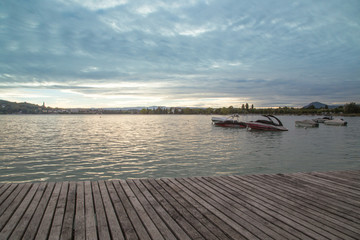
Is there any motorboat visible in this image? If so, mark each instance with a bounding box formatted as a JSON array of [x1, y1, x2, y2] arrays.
[[324, 118, 347, 126], [211, 114, 247, 128], [211, 116, 229, 123], [246, 115, 288, 131], [312, 116, 333, 123], [295, 119, 319, 128]]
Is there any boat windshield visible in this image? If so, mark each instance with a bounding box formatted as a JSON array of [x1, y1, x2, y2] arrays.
[[268, 115, 283, 126]]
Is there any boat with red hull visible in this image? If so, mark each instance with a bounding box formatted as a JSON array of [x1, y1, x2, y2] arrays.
[[246, 115, 288, 131]]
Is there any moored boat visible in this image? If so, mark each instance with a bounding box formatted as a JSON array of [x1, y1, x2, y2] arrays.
[[312, 116, 333, 123], [295, 119, 319, 128], [211, 116, 229, 123], [324, 118, 347, 126], [211, 114, 247, 128], [246, 115, 288, 131]]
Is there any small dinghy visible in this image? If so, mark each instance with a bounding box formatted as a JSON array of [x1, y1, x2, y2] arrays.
[[324, 118, 347, 126], [312, 116, 333, 123], [295, 120, 319, 128]]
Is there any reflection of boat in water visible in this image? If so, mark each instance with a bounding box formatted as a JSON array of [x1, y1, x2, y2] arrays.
[[246, 115, 288, 131], [295, 119, 319, 128], [324, 118, 347, 126], [211, 114, 247, 128], [312, 116, 333, 123]]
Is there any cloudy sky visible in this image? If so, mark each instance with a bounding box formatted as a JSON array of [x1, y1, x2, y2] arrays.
[[1, 0, 359, 108]]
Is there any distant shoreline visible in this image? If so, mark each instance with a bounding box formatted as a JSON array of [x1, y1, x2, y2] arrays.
[[1, 99, 359, 115], [1, 113, 360, 116]]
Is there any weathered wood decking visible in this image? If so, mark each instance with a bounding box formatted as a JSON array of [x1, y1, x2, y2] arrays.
[[0, 170, 360, 239]]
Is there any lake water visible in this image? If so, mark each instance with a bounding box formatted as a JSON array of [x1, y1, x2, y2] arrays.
[[0, 114, 359, 183]]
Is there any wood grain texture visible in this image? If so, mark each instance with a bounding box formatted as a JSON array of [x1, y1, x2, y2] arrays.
[[0, 170, 359, 239]]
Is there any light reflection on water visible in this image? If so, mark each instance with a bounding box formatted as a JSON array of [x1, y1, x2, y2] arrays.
[[0, 114, 359, 183]]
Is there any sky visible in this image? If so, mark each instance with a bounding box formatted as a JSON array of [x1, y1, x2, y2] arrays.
[[0, 0, 359, 108]]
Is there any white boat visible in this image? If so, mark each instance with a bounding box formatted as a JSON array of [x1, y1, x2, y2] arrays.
[[324, 118, 347, 126], [245, 115, 288, 131], [211, 114, 247, 128], [211, 116, 229, 123], [312, 116, 333, 123], [295, 120, 319, 128]]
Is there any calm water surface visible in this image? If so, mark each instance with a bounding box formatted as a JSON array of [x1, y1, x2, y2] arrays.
[[0, 114, 359, 183]]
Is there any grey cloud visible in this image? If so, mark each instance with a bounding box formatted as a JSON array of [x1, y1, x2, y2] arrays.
[[1, 0, 359, 107]]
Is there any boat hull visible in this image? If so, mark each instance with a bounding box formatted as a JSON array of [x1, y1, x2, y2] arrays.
[[324, 119, 347, 126], [246, 122, 288, 131], [295, 120, 319, 128], [214, 121, 247, 128], [312, 116, 333, 123]]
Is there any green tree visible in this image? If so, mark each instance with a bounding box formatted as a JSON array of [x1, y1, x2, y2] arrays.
[[344, 102, 360, 113], [206, 107, 213, 114], [220, 107, 229, 115]]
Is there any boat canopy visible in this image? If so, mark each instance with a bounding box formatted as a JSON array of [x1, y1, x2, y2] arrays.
[[256, 115, 283, 126], [257, 115, 284, 126]]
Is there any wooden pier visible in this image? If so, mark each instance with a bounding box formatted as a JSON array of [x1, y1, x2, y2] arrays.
[[1, 170, 360, 239]]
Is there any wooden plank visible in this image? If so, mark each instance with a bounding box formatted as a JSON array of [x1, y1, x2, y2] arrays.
[[105, 181, 138, 240], [181, 177, 272, 240], [328, 170, 360, 181], [35, 182, 62, 239], [0, 183, 11, 198], [221, 176, 320, 240], [74, 181, 85, 240], [0, 183, 39, 239], [0, 183, 32, 231], [226, 175, 357, 240], [134, 179, 192, 240], [240, 175, 360, 236], [164, 177, 253, 240], [60, 181, 77, 240], [48, 181, 69, 240], [194, 176, 312, 240], [0, 183, 27, 217], [245, 174, 360, 239], [127, 180, 176, 240], [0, 170, 359, 240], [289, 172, 360, 195], [211, 175, 318, 239], [307, 172, 360, 190], [145, 179, 208, 240], [0, 184, 19, 214], [196, 176, 300, 240], [147, 178, 235, 240], [84, 181, 97, 240], [119, 180, 164, 240], [112, 180, 151, 240], [8, 182, 47, 240], [291, 173, 360, 200], [98, 180, 125, 240], [92, 181, 111, 240], [259, 174, 360, 224], [22, 182, 56, 240]]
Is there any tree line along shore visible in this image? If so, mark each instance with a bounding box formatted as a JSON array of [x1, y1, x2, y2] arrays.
[[1, 100, 359, 115]]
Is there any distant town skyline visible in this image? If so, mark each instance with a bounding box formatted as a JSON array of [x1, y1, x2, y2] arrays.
[[1, 0, 359, 108]]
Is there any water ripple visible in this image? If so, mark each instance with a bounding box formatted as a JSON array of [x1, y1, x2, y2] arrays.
[[1, 114, 359, 183]]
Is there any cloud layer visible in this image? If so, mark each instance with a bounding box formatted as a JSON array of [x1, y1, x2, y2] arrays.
[[1, 0, 359, 107]]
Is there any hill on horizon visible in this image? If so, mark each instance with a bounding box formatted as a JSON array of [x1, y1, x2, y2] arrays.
[[303, 102, 341, 109]]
